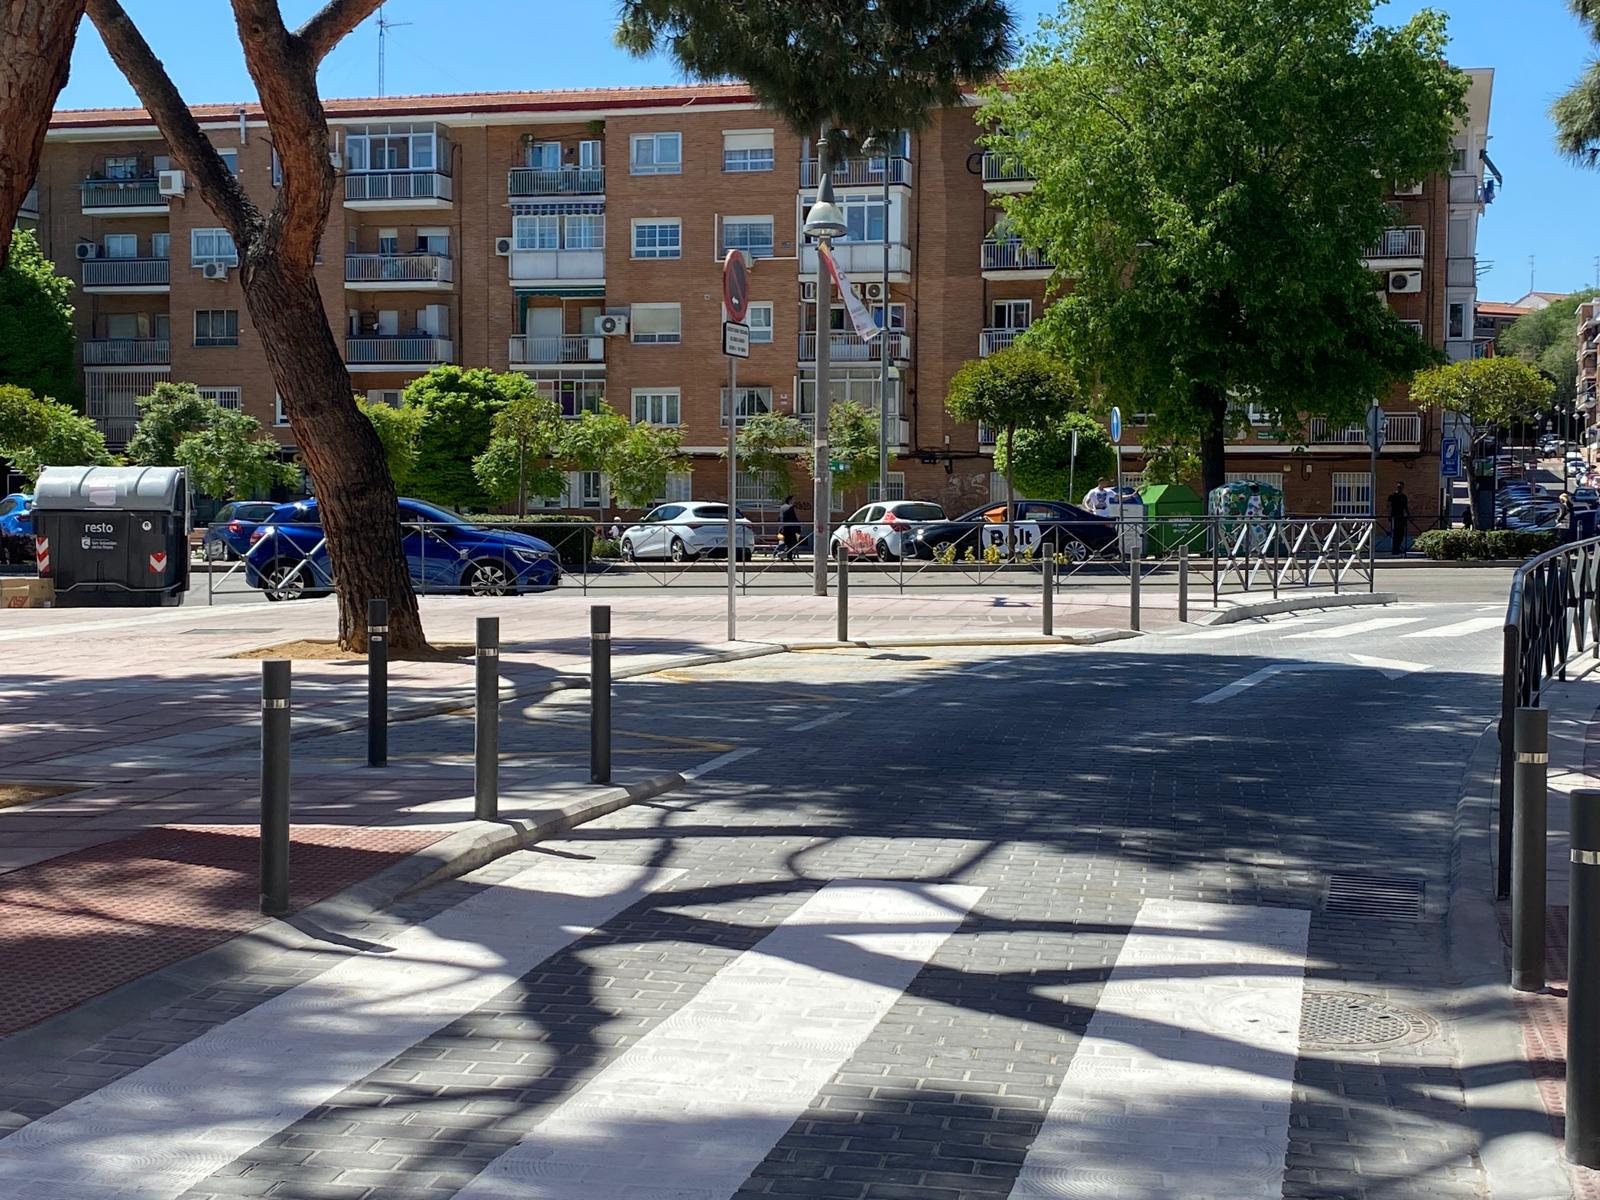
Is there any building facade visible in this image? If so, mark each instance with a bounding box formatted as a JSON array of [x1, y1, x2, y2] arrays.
[[31, 69, 1491, 520]]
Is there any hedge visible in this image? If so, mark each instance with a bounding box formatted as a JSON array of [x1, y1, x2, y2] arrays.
[[1411, 528, 1560, 561], [470, 513, 598, 565]]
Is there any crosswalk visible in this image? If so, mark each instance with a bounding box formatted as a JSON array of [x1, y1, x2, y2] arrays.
[[1177, 607, 1503, 643], [1284, 616, 1427, 640]]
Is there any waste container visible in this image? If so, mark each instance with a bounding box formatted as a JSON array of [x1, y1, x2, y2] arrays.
[[32, 466, 190, 607], [1208, 479, 1285, 557], [1138, 482, 1206, 554], [1110, 491, 1147, 557]]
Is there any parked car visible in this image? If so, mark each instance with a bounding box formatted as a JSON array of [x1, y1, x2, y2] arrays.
[[907, 500, 1118, 562], [829, 500, 947, 561], [1505, 502, 1561, 531], [244, 497, 561, 599], [620, 502, 755, 562], [1575, 487, 1600, 510], [201, 500, 281, 561], [0, 492, 32, 564]]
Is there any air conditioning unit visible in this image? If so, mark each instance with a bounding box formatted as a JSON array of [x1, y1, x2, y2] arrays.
[[157, 169, 185, 197], [595, 313, 628, 337], [74, 242, 98, 261], [202, 261, 229, 281], [862, 281, 888, 302], [1394, 180, 1424, 196], [800, 280, 818, 302], [494, 236, 513, 256], [1388, 270, 1422, 295]]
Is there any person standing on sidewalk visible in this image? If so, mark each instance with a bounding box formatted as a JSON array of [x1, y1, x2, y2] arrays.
[[1387, 482, 1410, 556], [1083, 479, 1115, 518], [778, 494, 802, 561]]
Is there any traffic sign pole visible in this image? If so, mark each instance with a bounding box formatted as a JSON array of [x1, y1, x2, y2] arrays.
[[722, 251, 751, 642]]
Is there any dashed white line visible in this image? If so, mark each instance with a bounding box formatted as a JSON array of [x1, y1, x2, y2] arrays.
[[788, 711, 847, 732], [884, 683, 929, 697]]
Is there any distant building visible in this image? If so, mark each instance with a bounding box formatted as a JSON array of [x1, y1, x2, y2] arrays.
[[1473, 300, 1532, 356], [1513, 291, 1569, 311]]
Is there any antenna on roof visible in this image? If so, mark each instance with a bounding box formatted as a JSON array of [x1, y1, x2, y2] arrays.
[[377, 3, 411, 98]]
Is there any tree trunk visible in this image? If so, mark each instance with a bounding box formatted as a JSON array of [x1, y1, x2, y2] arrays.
[[0, 0, 86, 261], [1198, 384, 1228, 500]]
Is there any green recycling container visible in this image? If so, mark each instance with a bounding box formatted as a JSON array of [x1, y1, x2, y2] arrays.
[[1138, 482, 1207, 554]]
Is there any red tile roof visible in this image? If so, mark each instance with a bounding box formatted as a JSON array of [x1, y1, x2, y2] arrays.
[[1476, 301, 1533, 318]]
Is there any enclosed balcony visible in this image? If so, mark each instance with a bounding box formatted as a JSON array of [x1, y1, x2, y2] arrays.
[[797, 331, 910, 364], [344, 253, 454, 290], [508, 165, 605, 197], [342, 122, 454, 210], [980, 237, 1052, 279], [81, 257, 170, 293], [800, 156, 911, 188], [344, 336, 453, 369], [798, 241, 911, 281], [80, 177, 166, 216], [508, 334, 606, 367], [980, 152, 1034, 193], [82, 338, 170, 365]]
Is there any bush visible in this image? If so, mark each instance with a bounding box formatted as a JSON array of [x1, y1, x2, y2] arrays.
[[469, 513, 597, 565], [1412, 528, 1560, 561]]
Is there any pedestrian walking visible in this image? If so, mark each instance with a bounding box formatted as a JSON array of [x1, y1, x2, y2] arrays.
[[1387, 482, 1410, 556], [778, 494, 801, 561], [1561, 492, 1576, 543], [1083, 478, 1115, 518]]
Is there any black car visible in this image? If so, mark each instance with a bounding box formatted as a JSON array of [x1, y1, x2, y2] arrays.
[[907, 500, 1118, 561]]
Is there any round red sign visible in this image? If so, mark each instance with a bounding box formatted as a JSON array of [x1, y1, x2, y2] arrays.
[[722, 250, 750, 323]]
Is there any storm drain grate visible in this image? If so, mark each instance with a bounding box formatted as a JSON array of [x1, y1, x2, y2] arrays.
[[182, 628, 274, 636], [1323, 873, 1425, 921], [1299, 990, 1437, 1051]]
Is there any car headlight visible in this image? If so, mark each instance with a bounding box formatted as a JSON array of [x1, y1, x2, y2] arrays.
[[512, 547, 553, 564]]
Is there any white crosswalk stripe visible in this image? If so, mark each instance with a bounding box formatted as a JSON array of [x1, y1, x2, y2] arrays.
[[1178, 617, 1332, 640], [1399, 616, 1504, 639], [1285, 616, 1426, 640]]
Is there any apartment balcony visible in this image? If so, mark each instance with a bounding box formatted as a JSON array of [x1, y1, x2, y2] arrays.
[[1449, 174, 1485, 205], [343, 170, 454, 210], [344, 253, 454, 290], [85, 367, 168, 448], [980, 237, 1053, 280], [344, 336, 453, 370], [798, 241, 911, 281], [800, 156, 911, 188], [80, 177, 167, 216], [19, 186, 38, 220], [797, 331, 910, 364], [508, 334, 606, 367], [1307, 411, 1422, 448], [81, 257, 170, 293], [508, 165, 605, 197], [1362, 226, 1424, 267], [82, 337, 170, 365], [980, 152, 1034, 193], [1399, 319, 1424, 338], [979, 327, 1028, 356], [1446, 339, 1474, 362], [978, 422, 997, 449], [506, 246, 605, 289]]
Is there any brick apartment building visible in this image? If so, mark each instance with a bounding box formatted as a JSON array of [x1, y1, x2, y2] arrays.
[[22, 67, 1491, 520]]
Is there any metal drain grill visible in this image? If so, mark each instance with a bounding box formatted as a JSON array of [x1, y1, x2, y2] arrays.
[[182, 628, 273, 636], [1324, 873, 1424, 921], [1299, 991, 1436, 1051]]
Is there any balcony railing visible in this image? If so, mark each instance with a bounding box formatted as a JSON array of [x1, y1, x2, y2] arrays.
[[980, 238, 1052, 272], [344, 336, 453, 365], [82, 338, 170, 365], [979, 327, 1028, 356], [980, 152, 1033, 184], [343, 171, 453, 203], [80, 178, 162, 209], [797, 331, 910, 362], [978, 422, 997, 447], [344, 253, 454, 284], [1307, 411, 1423, 446], [81, 258, 170, 288], [800, 156, 911, 188], [1363, 226, 1424, 259], [508, 165, 605, 196], [508, 334, 605, 365]]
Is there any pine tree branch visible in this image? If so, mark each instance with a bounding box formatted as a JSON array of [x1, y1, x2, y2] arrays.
[[0, 0, 86, 262], [298, 0, 381, 64]]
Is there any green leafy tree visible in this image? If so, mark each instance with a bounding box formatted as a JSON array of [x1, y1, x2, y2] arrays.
[[125, 381, 214, 466], [981, 0, 1464, 496], [1140, 441, 1204, 489], [607, 422, 688, 510], [0, 230, 76, 406], [0, 387, 114, 480], [814, 399, 880, 491], [558, 408, 629, 474], [472, 388, 564, 513], [356, 396, 423, 492], [0, 383, 49, 451], [1499, 290, 1600, 410], [734, 411, 808, 501], [993, 411, 1115, 501], [405, 366, 535, 510], [173, 407, 296, 499], [1554, 2, 1600, 165]]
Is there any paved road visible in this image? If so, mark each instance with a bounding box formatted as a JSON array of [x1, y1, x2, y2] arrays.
[[0, 596, 1518, 1199]]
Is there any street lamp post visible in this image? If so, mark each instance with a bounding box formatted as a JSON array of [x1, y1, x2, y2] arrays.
[[805, 132, 849, 597]]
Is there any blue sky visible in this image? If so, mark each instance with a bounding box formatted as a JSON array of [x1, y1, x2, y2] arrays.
[[56, 1, 1598, 303]]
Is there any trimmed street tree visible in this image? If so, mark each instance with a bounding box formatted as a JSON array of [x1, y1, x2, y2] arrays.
[[734, 411, 809, 502], [815, 400, 881, 493], [0, 385, 114, 480], [356, 396, 423, 492], [405, 366, 531, 510], [0, 230, 76, 405], [472, 388, 565, 514], [0, 1, 86, 260], [981, 0, 1463, 497], [173, 408, 297, 499], [993, 411, 1115, 503], [125, 381, 215, 466], [605, 422, 688, 511]]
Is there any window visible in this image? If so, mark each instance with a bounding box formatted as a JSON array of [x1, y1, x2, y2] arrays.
[[736, 469, 780, 504], [416, 228, 449, 255], [194, 309, 240, 347], [578, 139, 602, 169], [631, 303, 681, 344], [151, 232, 170, 260], [1331, 471, 1373, 516], [198, 386, 241, 410], [274, 393, 289, 426], [632, 219, 682, 259], [272, 149, 281, 187], [722, 216, 774, 259], [102, 233, 136, 259], [866, 473, 906, 503], [723, 129, 775, 173], [572, 471, 604, 509], [631, 388, 681, 426], [747, 303, 774, 344], [366, 389, 403, 407], [802, 193, 890, 242], [992, 300, 1031, 329], [797, 369, 897, 417], [344, 123, 448, 174], [664, 470, 693, 502], [526, 141, 561, 169], [1450, 144, 1468, 173], [1448, 302, 1468, 340], [630, 132, 682, 175], [217, 149, 239, 177], [514, 214, 560, 251], [191, 228, 239, 265], [104, 156, 139, 180], [721, 386, 773, 425], [564, 214, 604, 250]]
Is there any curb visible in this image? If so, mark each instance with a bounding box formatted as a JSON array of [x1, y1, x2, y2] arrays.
[[0, 770, 685, 1071], [776, 629, 1139, 652], [1197, 591, 1399, 626]]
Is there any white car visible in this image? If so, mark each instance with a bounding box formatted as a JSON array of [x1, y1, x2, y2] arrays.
[[829, 499, 947, 561], [621, 501, 755, 562]]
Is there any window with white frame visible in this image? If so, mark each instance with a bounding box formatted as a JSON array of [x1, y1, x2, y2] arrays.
[[274, 393, 289, 426], [1331, 471, 1372, 516], [722, 216, 774, 259], [101, 233, 137, 258], [866, 473, 906, 502], [630, 303, 681, 344], [151, 232, 170, 260], [564, 213, 604, 250], [514, 213, 560, 251], [377, 228, 399, 255], [746, 303, 774, 343], [365, 388, 403, 407], [721, 386, 773, 425], [722, 130, 774, 173], [1448, 301, 1468, 340], [217, 149, 239, 177], [632, 219, 681, 259], [570, 470, 605, 508], [190, 228, 238, 265], [194, 309, 239, 347], [801, 192, 890, 242], [631, 388, 680, 426], [736, 469, 779, 504], [344, 123, 446, 174], [797, 370, 897, 418], [665, 470, 693, 502], [198, 386, 241, 410], [630, 132, 681, 175]]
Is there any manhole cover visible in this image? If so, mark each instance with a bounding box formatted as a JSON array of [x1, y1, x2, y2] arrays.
[[1299, 991, 1436, 1051]]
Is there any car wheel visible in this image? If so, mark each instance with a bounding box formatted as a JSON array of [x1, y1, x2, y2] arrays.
[[262, 561, 307, 602], [204, 540, 227, 562], [622, 538, 638, 563], [1060, 536, 1091, 563], [464, 559, 514, 597], [931, 538, 958, 559], [669, 536, 695, 563], [876, 539, 895, 562]]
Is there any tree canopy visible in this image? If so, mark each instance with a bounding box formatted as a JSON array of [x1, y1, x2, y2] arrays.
[[554, 409, 688, 510], [1410, 357, 1555, 435], [0, 384, 114, 480], [472, 388, 565, 511], [735, 411, 809, 501], [125, 381, 216, 466], [1554, 0, 1600, 166], [992, 411, 1115, 501], [405, 366, 535, 509], [173, 407, 296, 499], [356, 396, 423, 492], [815, 399, 881, 491], [1499, 290, 1600, 409], [981, 0, 1464, 494], [0, 229, 77, 406]]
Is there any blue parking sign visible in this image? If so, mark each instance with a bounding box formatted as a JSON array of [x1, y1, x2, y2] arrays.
[[1440, 436, 1461, 479]]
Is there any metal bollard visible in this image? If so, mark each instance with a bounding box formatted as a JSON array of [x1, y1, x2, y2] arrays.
[[367, 597, 388, 768], [259, 660, 291, 917], [1512, 706, 1549, 992], [1042, 553, 1054, 636], [1570, 788, 1600, 1166], [837, 542, 849, 642], [1129, 549, 1141, 631], [1178, 545, 1190, 623], [474, 616, 499, 820], [590, 605, 611, 784]]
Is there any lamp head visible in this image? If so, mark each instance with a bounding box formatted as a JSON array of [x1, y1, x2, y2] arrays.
[[804, 174, 848, 241]]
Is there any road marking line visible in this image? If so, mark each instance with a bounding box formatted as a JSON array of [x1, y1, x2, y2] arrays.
[[1177, 617, 1331, 640], [678, 746, 757, 781], [789, 710, 847, 732], [1193, 654, 1428, 703], [453, 880, 985, 1200], [884, 683, 929, 697], [1007, 899, 1308, 1200], [1399, 616, 1504, 639], [1346, 652, 1431, 678], [1284, 616, 1426, 640], [0, 860, 684, 1200], [1193, 663, 1301, 704]]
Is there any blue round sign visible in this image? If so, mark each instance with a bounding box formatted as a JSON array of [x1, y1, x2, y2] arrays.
[[1109, 406, 1122, 445]]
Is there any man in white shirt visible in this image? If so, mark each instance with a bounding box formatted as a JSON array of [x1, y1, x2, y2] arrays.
[[1083, 478, 1116, 517]]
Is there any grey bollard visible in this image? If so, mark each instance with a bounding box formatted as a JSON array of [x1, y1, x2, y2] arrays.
[[837, 542, 849, 642], [1178, 545, 1190, 623], [1042, 553, 1054, 636], [474, 616, 499, 820], [259, 660, 291, 917], [367, 597, 388, 768], [591, 605, 611, 784], [1512, 707, 1549, 992], [1129, 549, 1141, 631], [1570, 788, 1600, 1166]]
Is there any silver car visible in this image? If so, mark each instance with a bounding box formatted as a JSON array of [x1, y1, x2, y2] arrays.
[[621, 501, 756, 562]]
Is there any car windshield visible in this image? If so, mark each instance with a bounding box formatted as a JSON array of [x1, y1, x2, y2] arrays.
[[894, 504, 945, 521]]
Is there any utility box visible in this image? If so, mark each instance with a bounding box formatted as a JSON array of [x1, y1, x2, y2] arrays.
[[1138, 482, 1207, 554], [31, 466, 190, 607]]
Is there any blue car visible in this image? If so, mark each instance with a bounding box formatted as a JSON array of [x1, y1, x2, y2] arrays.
[[244, 497, 561, 600], [201, 500, 281, 561], [0, 493, 33, 564]]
